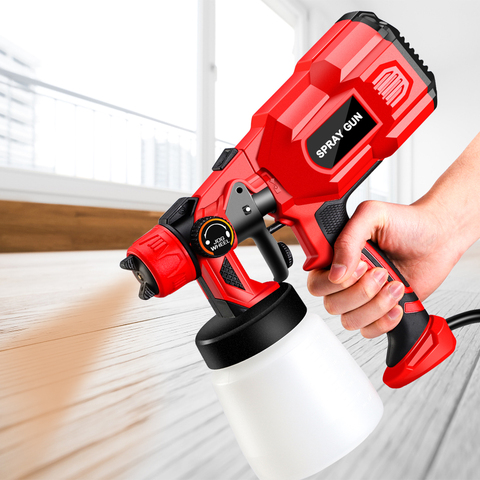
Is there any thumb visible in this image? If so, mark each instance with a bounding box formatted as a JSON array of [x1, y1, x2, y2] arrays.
[[328, 201, 387, 283]]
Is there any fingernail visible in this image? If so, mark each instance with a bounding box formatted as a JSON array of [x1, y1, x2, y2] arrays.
[[353, 261, 368, 279], [388, 282, 404, 299], [329, 264, 347, 283], [373, 269, 388, 285], [388, 306, 402, 320]]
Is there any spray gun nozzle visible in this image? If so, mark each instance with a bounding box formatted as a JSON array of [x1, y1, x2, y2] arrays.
[[120, 255, 159, 300]]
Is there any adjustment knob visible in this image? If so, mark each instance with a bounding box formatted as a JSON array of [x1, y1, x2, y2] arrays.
[[278, 241, 293, 268], [121, 224, 198, 298], [191, 216, 235, 257]]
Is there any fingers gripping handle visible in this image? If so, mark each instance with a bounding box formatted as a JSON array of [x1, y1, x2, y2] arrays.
[[361, 241, 456, 388], [315, 198, 456, 387], [361, 241, 429, 365]]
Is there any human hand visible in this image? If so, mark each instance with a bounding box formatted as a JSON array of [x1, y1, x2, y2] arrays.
[[307, 199, 461, 338]]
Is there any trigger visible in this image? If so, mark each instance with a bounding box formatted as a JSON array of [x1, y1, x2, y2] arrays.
[[225, 182, 290, 283]]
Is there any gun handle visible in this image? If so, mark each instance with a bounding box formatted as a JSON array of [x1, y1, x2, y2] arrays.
[[361, 240, 456, 388]]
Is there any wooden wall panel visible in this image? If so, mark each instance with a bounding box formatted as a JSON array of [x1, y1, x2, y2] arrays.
[[0, 200, 298, 252], [0, 200, 163, 252]]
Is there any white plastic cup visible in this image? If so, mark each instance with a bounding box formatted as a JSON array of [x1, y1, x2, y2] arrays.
[[210, 311, 383, 480]]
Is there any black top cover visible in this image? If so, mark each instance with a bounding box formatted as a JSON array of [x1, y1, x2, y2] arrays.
[[195, 283, 307, 369], [338, 11, 437, 108]]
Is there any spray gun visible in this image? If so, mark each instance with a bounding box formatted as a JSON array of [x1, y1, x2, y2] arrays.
[[121, 11, 477, 480]]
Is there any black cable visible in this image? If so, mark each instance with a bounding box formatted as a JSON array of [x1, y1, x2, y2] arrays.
[[446, 310, 480, 330]]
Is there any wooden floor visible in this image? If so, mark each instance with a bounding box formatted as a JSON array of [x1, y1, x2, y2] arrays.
[[1, 244, 479, 480]]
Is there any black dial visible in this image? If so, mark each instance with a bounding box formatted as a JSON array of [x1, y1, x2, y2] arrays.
[[191, 216, 235, 257]]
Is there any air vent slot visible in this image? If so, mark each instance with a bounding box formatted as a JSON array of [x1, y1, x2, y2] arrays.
[[372, 66, 409, 108]]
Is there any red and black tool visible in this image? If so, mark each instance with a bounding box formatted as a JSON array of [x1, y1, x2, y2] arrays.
[[121, 11, 476, 388]]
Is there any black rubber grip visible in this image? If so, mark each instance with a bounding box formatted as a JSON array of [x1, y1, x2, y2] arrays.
[[362, 240, 430, 367], [315, 162, 382, 248], [315, 197, 349, 246]]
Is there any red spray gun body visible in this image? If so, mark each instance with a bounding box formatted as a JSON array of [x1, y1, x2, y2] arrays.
[[121, 11, 456, 389]]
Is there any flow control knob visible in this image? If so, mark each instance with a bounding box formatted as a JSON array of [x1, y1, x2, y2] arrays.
[[191, 217, 235, 258], [278, 241, 294, 268]]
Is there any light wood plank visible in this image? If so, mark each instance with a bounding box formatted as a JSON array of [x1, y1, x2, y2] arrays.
[[425, 344, 480, 480], [0, 244, 479, 479]]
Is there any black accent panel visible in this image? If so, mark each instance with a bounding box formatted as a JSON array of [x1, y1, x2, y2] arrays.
[[337, 11, 437, 108], [220, 257, 245, 290], [158, 197, 201, 279], [159, 197, 198, 239], [212, 148, 238, 171], [316, 162, 381, 247], [316, 201, 349, 240], [196, 283, 307, 369]]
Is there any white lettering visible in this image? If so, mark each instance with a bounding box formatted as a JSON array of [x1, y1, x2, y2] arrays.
[[353, 112, 363, 122], [315, 112, 365, 159]]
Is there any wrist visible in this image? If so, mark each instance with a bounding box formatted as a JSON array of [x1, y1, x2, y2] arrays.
[[417, 187, 478, 263]]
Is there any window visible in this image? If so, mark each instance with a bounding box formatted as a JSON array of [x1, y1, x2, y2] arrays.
[[216, 0, 295, 144], [0, 0, 303, 211]]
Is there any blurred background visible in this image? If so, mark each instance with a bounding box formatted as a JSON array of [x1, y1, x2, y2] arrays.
[[1, 0, 479, 252]]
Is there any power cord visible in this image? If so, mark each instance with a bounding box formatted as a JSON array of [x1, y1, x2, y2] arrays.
[[446, 310, 480, 331]]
